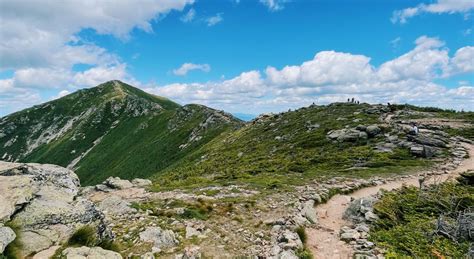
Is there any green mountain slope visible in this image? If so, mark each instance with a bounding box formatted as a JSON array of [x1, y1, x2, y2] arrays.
[[153, 103, 474, 190], [0, 80, 243, 184]]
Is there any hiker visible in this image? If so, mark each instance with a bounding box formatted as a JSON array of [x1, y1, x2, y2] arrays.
[[351, 97, 354, 103], [418, 173, 427, 189], [347, 98, 350, 102], [413, 124, 419, 135]]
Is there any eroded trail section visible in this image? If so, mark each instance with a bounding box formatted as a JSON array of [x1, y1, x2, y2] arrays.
[[307, 143, 474, 259]]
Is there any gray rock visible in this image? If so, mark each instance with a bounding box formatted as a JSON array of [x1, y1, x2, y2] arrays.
[[364, 211, 379, 222], [185, 226, 201, 239], [344, 197, 377, 223], [104, 177, 133, 189], [410, 146, 424, 157], [139, 226, 179, 250], [62, 246, 122, 258], [0, 226, 15, 253], [407, 134, 447, 148], [340, 228, 361, 241], [98, 195, 137, 216], [0, 162, 108, 256], [278, 249, 299, 259], [366, 125, 381, 137], [410, 145, 434, 158], [301, 200, 317, 224], [327, 129, 368, 142], [132, 178, 152, 187]]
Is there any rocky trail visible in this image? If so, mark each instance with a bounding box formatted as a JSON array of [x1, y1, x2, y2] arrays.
[[306, 142, 474, 259]]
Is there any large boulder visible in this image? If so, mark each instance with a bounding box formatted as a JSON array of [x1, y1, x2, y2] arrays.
[[62, 246, 122, 258], [365, 125, 381, 137], [0, 162, 108, 256], [104, 177, 133, 190], [407, 134, 448, 148], [327, 129, 368, 142], [139, 226, 179, 252], [410, 145, 434, 158]]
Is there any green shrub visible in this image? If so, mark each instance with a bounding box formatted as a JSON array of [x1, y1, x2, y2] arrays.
[[295, 226, 307, 244], [295, 248, 313, 259], [67, 226, 97, 247], [1, 222, 23, 259], [370, 182, 473, 258]]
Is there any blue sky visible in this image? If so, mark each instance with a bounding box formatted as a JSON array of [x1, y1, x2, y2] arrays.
[[0, 0, 473, 118]]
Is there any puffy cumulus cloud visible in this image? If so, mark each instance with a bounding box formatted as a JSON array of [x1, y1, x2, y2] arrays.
[[266, 51, 375, 87], [0, 0, 194, 116], [145, 36, 473, 114], [392, 0, 474, 24], [0, 0, 194, 70], [173, 63, 211, 76], [448, 46, 474, 75], [377, 36, 450, 81], [149, 71, 266, 103]]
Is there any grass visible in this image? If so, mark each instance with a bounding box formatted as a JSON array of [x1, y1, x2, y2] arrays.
[[67, 226, 98, 247], [369, 182, 473, 258], [51, 225, 120, 258], [295, 226, 313, 259], [151, 103, 438, 191]]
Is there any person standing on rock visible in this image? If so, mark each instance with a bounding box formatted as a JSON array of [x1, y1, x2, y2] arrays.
[[413, 124, 419, 135], [418, 173, 427, 189]]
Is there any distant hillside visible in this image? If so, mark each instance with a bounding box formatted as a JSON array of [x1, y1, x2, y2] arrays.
[[0, 80, 243, 185], [153, 102, 474, 190]]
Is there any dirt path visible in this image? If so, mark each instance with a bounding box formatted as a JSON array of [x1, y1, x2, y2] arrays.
[[306, 143, 474, 259]]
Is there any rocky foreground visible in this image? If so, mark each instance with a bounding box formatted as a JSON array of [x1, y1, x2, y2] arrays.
[[1, 103, 473, 258], [0, 139, 471, 258]]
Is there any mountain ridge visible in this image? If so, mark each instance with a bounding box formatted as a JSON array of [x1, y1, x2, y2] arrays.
[[0, 80, 243, 184]]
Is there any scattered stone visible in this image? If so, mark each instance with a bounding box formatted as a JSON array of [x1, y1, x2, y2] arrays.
[[62, 246, 122, 258], [139, 227, 179, 250], [98, 195, 137, 216]]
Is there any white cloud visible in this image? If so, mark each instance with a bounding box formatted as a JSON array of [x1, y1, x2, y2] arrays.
[[206, 13, 223, 26], [259, 0, 288, 11], [392, 0, 474, 23], [144, 36, 474, 114], [0, 0, 194, 116], [173, 63, 211, 76], [0, 0, 194, 70], [377, 36, 449, 81], [181, 8, 196, 23], [266, 51, 375, 87], [447, 46, 474, 75]]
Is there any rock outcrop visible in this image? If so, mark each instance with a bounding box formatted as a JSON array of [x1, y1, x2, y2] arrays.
[[0, 162, 109, 256]]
